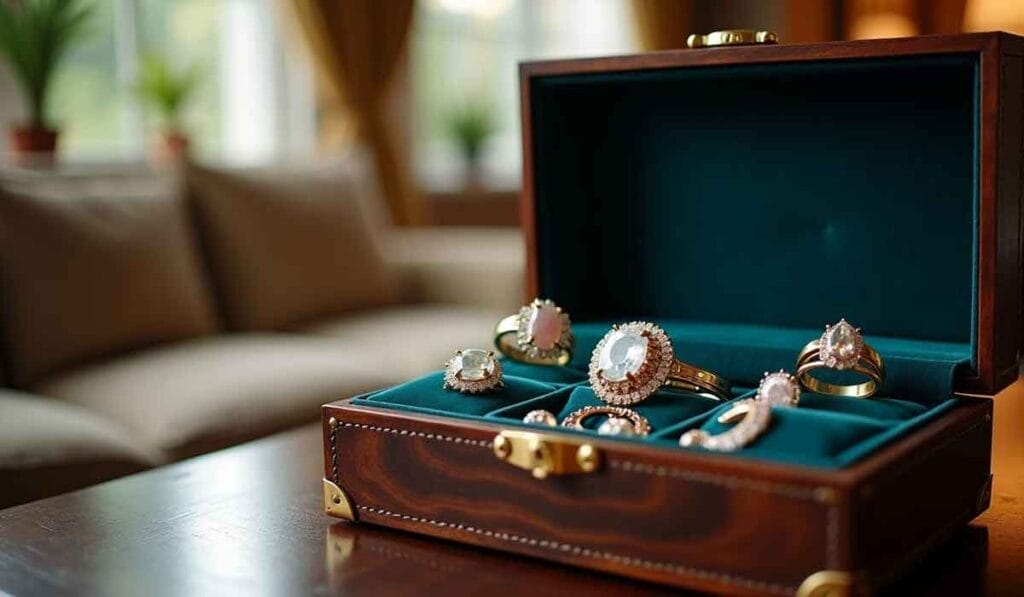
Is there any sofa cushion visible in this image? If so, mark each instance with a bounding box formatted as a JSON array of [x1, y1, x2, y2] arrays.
[[38, 335, 395, 461], [0, 390, 159, 508], [303, 304, 503, 381], [186, 162, 397, 332], [0, 190, 220, 388]]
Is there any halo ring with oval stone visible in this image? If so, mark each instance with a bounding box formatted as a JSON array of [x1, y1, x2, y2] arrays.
[[588, 321, 731, 405], [443, 349, 504, 393], [795, 319, 885, 399], [494, 298, 574, 366]]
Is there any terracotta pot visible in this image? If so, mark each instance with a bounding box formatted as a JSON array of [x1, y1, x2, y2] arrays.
[[152, 130, 190, 166], [9, 126, 59, 167]]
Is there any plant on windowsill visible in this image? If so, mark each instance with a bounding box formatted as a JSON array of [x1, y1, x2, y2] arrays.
[[446, 100, 496, 191], [0, 0, 92, 167], [136, 54, 200, 165]]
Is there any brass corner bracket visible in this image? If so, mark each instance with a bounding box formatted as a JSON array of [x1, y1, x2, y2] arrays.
[[323, 478, 357, 521]]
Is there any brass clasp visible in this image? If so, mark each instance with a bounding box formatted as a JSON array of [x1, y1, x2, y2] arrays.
[[493, 430, 601, 479], [687, 30, 779, 48]]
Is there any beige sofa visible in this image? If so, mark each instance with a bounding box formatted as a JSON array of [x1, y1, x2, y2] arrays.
[[0, 157, 523, 508]]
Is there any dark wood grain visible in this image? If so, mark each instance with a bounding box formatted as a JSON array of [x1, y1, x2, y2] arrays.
[[3, 380, 1024, 595], [518, 32, 1024, 395], [323, 395, 990, 595]]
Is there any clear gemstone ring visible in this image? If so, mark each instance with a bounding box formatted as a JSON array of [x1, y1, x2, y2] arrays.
[[561, 405, 651, 437], [494, 298, 574, 366], [795, 319, 885, 398], [679, 399, 771, 452], [443, 349, 504, 393], [588, 321, 731, 405]]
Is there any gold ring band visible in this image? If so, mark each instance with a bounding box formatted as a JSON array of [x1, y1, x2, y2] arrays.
[[795, 319, 885, 399], [665, 359, 732, 400], [494, 299, 573, 366]]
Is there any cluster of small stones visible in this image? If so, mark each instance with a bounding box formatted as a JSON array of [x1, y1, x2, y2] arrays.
[[514, 298, 572, 360], [818, 319, 863, 370], [522, 409, 558, 426], [678, 399, 771, 451], [588, 322, 673, 405], [443, 349, 503, 393], [561, 405, 651, 436], [756, 370, 800, 406]]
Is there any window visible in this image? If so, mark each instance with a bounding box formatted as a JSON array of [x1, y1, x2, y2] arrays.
[[411, 0, 638, 191], [47, 0, 315, 165]]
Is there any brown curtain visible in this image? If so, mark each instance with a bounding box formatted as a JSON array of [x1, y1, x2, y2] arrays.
[[633, 0, 692, 51], [291, 0, 423, 225]]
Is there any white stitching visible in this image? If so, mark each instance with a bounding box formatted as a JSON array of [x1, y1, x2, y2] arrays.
[[339, 421, 493, 448], [827, 503, 840, 568], [338, 417, 834, 576], [356, 505, 795, 595], [606, 459, 819, 500]]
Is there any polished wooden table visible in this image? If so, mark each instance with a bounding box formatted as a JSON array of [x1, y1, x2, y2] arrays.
[[3, 382, 1024, 596]]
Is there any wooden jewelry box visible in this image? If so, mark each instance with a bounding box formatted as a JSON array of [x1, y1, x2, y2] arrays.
[[322, 33, 1024, 595]]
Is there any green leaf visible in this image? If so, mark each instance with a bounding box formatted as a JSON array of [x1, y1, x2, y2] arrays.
[[135, 54, 202, 129], [0, 0, 94, 128]]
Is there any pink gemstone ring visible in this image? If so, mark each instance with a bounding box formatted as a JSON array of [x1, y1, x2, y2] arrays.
[[795, 319, 885, 398], [494, 298, 574, 366]]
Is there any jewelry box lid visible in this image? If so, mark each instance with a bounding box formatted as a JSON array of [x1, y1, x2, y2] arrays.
[[519, 33, 1023, 396]]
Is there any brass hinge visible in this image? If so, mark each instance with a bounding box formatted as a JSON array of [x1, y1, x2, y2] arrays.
[[687, 30, 779, 48], [493, 429, 601, 479]]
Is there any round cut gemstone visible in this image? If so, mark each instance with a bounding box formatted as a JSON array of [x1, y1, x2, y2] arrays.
[[527, 304, 561, 350], [598, 329, 648, 382], [454, 349, 495, 381], [760, 373, 797, 405], [825, 320, 859, 361]]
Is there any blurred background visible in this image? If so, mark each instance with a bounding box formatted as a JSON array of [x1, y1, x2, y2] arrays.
[[1, 0, 1020, 226], [0, 0, 1022, 509]]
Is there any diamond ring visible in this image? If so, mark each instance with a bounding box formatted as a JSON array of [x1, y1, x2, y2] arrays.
[[795, 319, 885, 398], [494, 298, 573, 366], [561, 405, 651, 437], [588, 322, 730, 405], [678, 399, 771, 452], [443, 349, 504, 393]]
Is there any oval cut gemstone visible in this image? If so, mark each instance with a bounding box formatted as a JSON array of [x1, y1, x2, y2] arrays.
[[527, 304, 561, 350], [598, 329, 648, 382], [826, 321, 859, 360], [455, 349, 495, 381], [760, 373, 796, 405]]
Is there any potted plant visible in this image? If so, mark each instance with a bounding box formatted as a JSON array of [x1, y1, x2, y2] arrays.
[[446, 100, 496, 189], [136, 54, 200, 165], [0, 0, 92, 166]]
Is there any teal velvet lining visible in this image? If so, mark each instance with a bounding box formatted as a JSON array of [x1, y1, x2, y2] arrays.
[[350, 320, 968, 470], [361, 372, 558, 416], [566, 321, 967, 402], [529, 54, 979, 360], [346, 53, 981, 471]]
